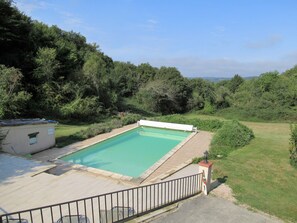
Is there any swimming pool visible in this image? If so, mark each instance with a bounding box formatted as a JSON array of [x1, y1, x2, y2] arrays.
[[61, 127, 191, 178]]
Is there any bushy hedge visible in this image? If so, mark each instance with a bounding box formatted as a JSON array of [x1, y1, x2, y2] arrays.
[[216, 107, 297, 122], [121, 113, 143, 126], [289, 125, 297, 168], [153, 114, 223, 132], [77, 113, 142, 139], [57, 113, 142, 147], [210, 120, 254, 157]]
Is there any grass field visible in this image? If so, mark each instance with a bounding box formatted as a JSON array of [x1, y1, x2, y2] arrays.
[[55, 124, 90, 147], [210, 120, 297, 222]]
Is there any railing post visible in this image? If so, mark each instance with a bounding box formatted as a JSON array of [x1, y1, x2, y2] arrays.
[[198, 161, 213, 194]]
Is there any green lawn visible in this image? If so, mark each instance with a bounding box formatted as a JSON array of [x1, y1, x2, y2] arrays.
[[184, 112, 226, 120], [210, 120, 297, 222], [55, 124, 90, 147]]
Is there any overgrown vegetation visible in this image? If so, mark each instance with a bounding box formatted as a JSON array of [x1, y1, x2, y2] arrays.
[[56, 113, 141, 147], [1, 1, 297, 122], [289, 124, 297, 168], [210, 120, 254, 158], [154, 115, 255, 162], [190, 119, 254, 163], [153, 114, 223, 132]]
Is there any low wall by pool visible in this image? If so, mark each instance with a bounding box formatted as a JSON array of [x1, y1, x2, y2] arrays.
[[138, 120, 196, 132]]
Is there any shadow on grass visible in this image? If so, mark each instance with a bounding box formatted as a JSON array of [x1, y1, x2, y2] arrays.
[[210, 175, 228, 191], [56, 135, 85, 148], [218, 175, 228, 183]]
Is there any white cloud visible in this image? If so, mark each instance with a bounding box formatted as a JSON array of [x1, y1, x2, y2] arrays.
[[15, 0, 98, 36], [138, 18, 159, 32], [147, 19, 158, 25], [58, 11, 83, 27], [246, 35, 283, 49], [146, 52, 297, 77], [14, 0, 51, 14], [211, 25, 226, 38]]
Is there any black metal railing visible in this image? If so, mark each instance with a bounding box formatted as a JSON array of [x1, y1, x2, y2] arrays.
[[0, 173, 203, 223]]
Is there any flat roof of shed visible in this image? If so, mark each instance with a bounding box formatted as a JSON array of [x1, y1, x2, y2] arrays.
[[0, 119, 57, 127]]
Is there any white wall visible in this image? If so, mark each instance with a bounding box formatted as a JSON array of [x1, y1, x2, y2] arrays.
[[1, 124, 56, 155]]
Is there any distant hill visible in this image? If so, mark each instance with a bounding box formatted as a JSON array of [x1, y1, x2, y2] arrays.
[[198, 76, 257, 82]]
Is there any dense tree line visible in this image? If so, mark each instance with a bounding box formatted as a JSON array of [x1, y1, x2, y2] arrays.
[[0, 0, 297, 121]]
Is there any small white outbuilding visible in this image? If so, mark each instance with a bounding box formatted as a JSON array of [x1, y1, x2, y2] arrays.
[[0, 119, 58, 155]]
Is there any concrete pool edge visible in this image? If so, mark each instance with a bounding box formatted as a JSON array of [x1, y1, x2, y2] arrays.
[[53, 159, 134, 181], [53, 130, 197, 185], [139, 131, 197, 180], [54, 124, 139, 161], [42, 122, 198, 184]]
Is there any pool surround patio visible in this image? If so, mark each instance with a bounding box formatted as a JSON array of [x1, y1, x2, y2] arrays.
[[32, 122, 211, 184], [41, 123, 197, 183]]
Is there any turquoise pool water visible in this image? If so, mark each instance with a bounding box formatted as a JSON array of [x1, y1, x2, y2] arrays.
[[61, 127, 190, 178]]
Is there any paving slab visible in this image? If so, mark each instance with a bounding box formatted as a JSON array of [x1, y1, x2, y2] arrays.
[[0, 153, 54, 182], [0, 154, 129, 214], [162, 164, 200, 181], [144, 131, 212, 183]]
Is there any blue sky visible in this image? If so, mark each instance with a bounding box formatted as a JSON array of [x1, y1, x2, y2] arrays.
[[15, 0, 297, 77]]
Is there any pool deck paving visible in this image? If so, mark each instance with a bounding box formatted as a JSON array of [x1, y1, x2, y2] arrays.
[[161, 164, 200, 181], [32, 124, 212, 184], [0, 153, 129, 214], [0, 123, 212, 216], [0, 156, 282, 223], [143, 130, 212, 184]]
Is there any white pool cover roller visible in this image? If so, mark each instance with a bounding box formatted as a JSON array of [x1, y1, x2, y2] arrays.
[[138, 120, 195, 132]]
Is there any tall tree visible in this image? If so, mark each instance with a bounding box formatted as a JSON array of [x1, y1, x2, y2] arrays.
[[0, 0, 33, 73], [228, 74, 244, 93], [34, 47, 60, 81], [136, 63, 157, 86], [83, 52, 107, 96], [112, 61, 138, 97], [0, 65, 31, 118]]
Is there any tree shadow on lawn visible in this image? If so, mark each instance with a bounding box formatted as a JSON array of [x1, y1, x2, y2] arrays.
[[56, 135, 85, 148]]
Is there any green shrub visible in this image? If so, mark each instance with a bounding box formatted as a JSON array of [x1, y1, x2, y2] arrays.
[[60, 113, 143, 147], [192, 155, 216, 164], [216, 107, 297, 122], [289, 125, 297, 168], [60, 97, 104, 119], [109, 119, 123, 129], [210, 120, 254, 157], [201, 101, 216, 114], [154, 114, 187, 125], [188, 118, 223, 132], [121, 113, 142, 125], [75, 123, 111, 139], [192, 157, 204, 164], [154, 114, 223, 132]]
